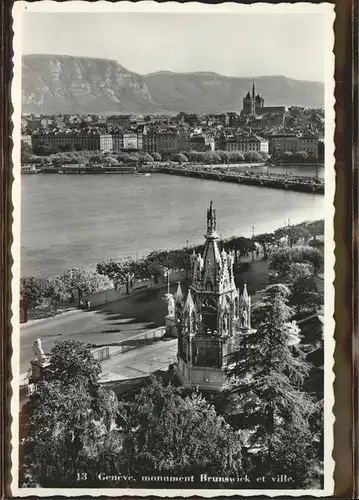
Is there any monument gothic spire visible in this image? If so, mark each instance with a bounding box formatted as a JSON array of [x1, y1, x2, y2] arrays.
[[206, 200, 217, 236], [175, 202, 253, 391]]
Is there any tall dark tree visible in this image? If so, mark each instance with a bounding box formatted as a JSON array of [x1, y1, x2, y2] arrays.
[[225, 284, 315, 482]]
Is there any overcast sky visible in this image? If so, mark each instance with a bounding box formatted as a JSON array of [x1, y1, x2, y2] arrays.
[[22, 12, 325, 82]]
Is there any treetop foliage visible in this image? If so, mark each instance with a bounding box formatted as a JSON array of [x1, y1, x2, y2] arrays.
[[21, 267, 113, 310], [23, 341, 119, 487], [269, 245, 324, 275], [118, 377, 243, 476]]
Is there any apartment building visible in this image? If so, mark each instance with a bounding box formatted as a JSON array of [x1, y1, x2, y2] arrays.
[[269, 133, 299, 156], [31, 130, 102, 151], [269, 132, 319, 159], [123, 131, 139, 150]]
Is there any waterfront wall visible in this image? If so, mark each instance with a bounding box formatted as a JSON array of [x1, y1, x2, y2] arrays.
[[82, 288, 123, 307], [157, 166, 324, 195], [82, 272, 184, 308], [109, 327, 167, 356]]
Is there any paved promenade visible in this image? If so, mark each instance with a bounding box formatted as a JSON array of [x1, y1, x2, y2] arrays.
[[19, 282, 180, 373], [100, 338, 177, 384]]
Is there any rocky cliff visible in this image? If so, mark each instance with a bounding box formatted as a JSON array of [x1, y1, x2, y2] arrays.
[[22, 54, 324, 115]]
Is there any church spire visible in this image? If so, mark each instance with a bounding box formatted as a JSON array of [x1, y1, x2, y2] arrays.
[[206, 200, 217, 236], [175, 282, 184, 303], [252, 79, 255, 99], [242, 282, 249, 304]]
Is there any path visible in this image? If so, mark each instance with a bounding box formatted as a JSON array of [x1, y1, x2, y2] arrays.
[[100, 338, 177, 384], [19, 282, 180, 373]]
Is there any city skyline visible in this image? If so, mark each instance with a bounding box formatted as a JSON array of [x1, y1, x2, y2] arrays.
[[22, 12, 326, 82]]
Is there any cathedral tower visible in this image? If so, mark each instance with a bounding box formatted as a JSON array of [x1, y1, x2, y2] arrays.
[[242, 79, 264, 116], [175, 202, 252, 391]]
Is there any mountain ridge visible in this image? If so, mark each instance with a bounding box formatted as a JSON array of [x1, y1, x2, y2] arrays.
[[22, 54, 325, 115]]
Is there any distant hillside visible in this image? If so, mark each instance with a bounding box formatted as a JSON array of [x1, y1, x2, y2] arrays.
[[22, 54, 324, 115]]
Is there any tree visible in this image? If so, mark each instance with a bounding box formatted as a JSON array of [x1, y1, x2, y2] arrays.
[[308, 399, 324, 457], [22, 341, 119, 487], [217, 151, 230, 164], [186, 151, 204, 163], [226, 284, 314, 470], [244, 151, 262, 162], [46, 276, 69, 313], [20, 275, 52, 308], [269, 421, 320, 488], [224, 236, 256, 256], [21, 141, 32, 162], [207, 152, 221, 164], [151, 152, 162, 161], [288, 263, 323, 315], [259, 151, 269, 161], [171, 153, 188, 163], [253, 232, 276, 259], [62, 267, 113, 297], [97, 258, 145, 289], [228, 151, 245, 162], [103, 156, 119, 166], [116, 152, 133, 163], [46, 340, 102, 386], [145, 248, 190, 277], [30, 155, 48, 165], [139, 152, 154, 162], [304, 219, 324, 238], [274, 225, 311, 248], [118, 377, 243, 477], [89, 154, 103, 163], [269, 246, 324, 276]]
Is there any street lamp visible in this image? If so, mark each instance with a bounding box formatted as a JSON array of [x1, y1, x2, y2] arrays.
[[185, 240, 189, 280], [164, 267, 171, 294], [252, 226, 255, 261]]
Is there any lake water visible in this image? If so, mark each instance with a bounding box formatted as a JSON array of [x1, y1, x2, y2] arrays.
[[21, 172, 324, 277]]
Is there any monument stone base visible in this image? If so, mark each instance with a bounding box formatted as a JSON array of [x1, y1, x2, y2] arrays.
[[176, 358, 226, 391], [30, 359, 50, 383]]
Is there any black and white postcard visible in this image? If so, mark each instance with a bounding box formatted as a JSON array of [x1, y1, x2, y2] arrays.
[[11, 1, 335, 496]]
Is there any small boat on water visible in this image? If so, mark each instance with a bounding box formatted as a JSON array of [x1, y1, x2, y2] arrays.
[[21, 165, 42, 174], [136, 172, 152, 177]]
